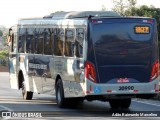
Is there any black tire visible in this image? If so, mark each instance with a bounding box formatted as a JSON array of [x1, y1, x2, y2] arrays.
[[21, 76, 33, 100], [119, 98, 131, 109], [109, 98, 131, 109], [109, 99, 120, 109], [56, 79, 67, 108]]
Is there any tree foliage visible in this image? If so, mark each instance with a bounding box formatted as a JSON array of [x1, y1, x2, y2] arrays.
[[0, 50, 8, 66], [0, 25, 8, 48], [112, 0, 128, 15], [0, 31, 2, 37], [112, 0, 137, 16]]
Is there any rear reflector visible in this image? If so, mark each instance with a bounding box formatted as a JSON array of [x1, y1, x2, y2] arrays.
[[150, 61, 159, 81], [154, 84, 159, 92], [134, 90, 138, 92], [86, 91, 90, 94], [154, 84, 156, 90], [155, 90, 159, 92], [107, 90, 112, 92], [90, 85, 92, 91]]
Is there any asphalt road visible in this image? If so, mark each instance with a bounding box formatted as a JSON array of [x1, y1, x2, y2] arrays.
[[0, 72, 160, 120]]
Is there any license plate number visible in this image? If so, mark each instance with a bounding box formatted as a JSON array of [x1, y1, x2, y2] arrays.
[[119, 86, 134, 91]]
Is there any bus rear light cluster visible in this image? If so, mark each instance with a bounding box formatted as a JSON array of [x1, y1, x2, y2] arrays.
[[90, 85, 92, 91], [85, 61, 97, 83], [150, 61, 159, 81], [143, 19, 154, 23]]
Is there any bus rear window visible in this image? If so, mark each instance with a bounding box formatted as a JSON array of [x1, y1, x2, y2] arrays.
[[93, 23, 152, 42]]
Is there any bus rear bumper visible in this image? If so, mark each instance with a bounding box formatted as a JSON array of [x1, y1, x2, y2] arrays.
[[85, 78, 159, 97]]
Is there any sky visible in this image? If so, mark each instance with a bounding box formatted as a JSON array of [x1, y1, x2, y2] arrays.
[[0, 0, 160, 28]]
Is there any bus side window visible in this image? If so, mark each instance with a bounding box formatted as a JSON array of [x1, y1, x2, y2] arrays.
[[44, 28, 53, 55], [54, 28, 64, 56], [31, 29, 35, 54], [18, 28, 26, 53], [65, 28, 75, 57], [37, 28, 44, 54], [76, 28, 84, 58], [34, 29, 39, 54], [26, 28, 34, 53]]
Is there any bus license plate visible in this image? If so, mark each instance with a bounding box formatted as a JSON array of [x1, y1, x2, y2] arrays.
[[119, 86, 134, 91]]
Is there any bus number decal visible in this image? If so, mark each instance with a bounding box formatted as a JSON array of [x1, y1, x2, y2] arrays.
[[29, 63, 47, 70], [119, 86, 134, 91]]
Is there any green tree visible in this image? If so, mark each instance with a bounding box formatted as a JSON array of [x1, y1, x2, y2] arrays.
[[0, 25, 8, 48], [112, 0, 128, 15], [0, 30, 2, 36], [112, 0, 137, 16], [0, 50, 8, 66], [125, 0, 137, 16]]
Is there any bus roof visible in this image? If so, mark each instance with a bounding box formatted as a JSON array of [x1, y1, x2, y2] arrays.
[[17, 11, 154, 27], [17, 11, 121, 27], [43, 11, 121, 19]]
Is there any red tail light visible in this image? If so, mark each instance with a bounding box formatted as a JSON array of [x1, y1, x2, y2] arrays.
[[85, 61, 97, 83], [150, 61, 159, 81]]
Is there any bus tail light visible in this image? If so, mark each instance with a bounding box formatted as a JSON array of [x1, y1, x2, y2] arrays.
[[150, 61, 159, 81], [85, 61, 97, 83]]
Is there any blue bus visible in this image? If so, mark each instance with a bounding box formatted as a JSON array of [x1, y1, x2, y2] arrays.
[[8, 11, 159, 109]]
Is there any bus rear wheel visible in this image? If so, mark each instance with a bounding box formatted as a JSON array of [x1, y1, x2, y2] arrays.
[[56, 79, 67, 108], [109, 98, 131, 109], [109, 99, 120, 109], [22, 78, 33, 100], [119, 98, 131, 109]]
